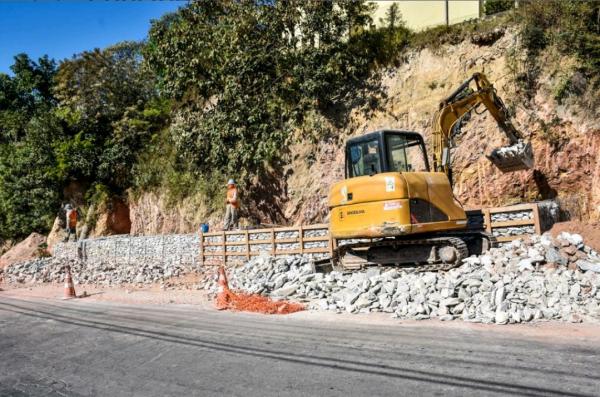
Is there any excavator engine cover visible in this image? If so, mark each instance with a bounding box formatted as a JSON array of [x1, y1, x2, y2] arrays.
[[487, 140, 534, 172]]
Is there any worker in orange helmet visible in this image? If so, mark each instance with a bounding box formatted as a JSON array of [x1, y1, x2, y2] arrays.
[[64, 203, 78, 242], [224, 179, 239, 231]]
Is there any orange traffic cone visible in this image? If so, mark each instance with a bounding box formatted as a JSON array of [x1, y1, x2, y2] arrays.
[[63, 266, 77, 299], [215, 266, 232, 310]]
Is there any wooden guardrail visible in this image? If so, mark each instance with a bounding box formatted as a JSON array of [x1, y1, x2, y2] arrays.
[[199, 224, 332, 265], [200, 204, 542, 265], [468, 203, 541, 243]]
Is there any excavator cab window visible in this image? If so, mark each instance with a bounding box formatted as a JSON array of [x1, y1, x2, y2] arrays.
[[348, 138, 382, 177], [385, 133, 429, 173]]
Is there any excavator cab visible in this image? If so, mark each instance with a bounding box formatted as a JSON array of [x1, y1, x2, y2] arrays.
[[346, 131, 429, 178]]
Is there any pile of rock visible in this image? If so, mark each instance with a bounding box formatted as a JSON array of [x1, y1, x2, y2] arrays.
[[488, 140, 534, 171], [491, 211, 533, 222], [216, 232, 600, 324], [493, 225, 535, 239], [2, 257, 195, 286]]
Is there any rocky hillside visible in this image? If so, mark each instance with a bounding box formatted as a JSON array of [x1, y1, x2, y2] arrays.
[[127, 28, 599, 234], [281, 29, 600, 226]]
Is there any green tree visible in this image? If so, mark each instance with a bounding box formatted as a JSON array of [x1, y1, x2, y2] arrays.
[[0, 55, 63, 238], [54, 41, 161, 191], [144, 0, 375, 190], [0, 54, 56, 143], [484, 0, 514, 16], [383, 3, 401, 29]]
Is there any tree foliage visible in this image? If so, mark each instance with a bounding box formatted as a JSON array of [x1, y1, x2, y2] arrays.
[[0, 56, 63, 238], [0, 44, 165, 239], [144, 0, 375, 182], [484, 0, 514, 16], [53, 41, 165, 191]]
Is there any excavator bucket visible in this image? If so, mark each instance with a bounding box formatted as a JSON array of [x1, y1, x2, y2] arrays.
[[487, 140, 534, 172]]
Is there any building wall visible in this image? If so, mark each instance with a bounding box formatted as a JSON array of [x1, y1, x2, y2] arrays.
[[371, 0, 481, 31]]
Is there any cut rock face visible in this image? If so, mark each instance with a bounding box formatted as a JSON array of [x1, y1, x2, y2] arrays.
[[209, 232, 600, 325]]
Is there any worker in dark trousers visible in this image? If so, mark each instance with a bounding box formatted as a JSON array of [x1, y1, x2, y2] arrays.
[[223, 179, 239, 231]]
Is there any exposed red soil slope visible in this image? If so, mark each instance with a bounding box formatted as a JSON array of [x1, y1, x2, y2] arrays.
[[550, 221, 600, 252]]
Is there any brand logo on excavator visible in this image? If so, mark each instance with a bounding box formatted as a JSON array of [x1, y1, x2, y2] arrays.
[[347, 210, 365, 216]]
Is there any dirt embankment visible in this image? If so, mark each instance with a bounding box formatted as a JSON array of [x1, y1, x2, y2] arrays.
[[550, 221, 600, 252], [282, 29, 600, 226], [0, 233, 46, 270]]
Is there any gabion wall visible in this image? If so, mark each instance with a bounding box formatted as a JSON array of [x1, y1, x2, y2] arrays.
[[54, 234, 200, 266]]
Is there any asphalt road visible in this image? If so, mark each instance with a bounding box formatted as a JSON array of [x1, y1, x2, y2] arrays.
[[1, 297, 599, 397]]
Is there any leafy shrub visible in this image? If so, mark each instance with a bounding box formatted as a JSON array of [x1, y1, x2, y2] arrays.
[[518, 1, 600, 74], [484, 0, 514, 16]]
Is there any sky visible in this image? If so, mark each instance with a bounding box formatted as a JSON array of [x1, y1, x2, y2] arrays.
[[0, 1, 186, 74]]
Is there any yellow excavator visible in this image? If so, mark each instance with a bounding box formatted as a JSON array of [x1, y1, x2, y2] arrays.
[[325, 73, 534, 271]]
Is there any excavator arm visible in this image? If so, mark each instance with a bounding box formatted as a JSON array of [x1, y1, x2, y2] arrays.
[[431, 72, 533, 177]]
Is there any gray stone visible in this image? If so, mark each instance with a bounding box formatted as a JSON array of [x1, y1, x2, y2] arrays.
[[271, 284, 298, 297], [440, 297, 460, 307], [355, 296, 372, 310], [545, 247, 568, 266], [495, 286, 506, 307], [577, 260, 600, 273], [495, 311, 509, 324]]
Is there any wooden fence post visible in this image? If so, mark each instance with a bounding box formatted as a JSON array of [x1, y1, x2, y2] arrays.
[[299, 225, 304, 255], [199, 231, 204, 267], [483, 208, 492, 234], [532, 203, 542, 234], [222, 231, 226, 265], [245, 230, 250, 261]]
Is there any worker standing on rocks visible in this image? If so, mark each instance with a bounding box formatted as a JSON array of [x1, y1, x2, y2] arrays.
[[64, 204, 78, 242], [224, 179, 239, 231]]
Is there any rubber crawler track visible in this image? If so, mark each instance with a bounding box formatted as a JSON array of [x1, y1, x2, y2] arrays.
[[333, 236, 469, 272]]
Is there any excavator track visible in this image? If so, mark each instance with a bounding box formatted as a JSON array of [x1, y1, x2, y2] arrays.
[[445, 230, 498, 255], [332, 236, 469, 273], [314, 231, 496, 273]]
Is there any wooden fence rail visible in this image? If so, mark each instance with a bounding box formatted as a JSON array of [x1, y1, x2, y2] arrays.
[[199, 224, 331, 266], [468, 203, 541, 243]]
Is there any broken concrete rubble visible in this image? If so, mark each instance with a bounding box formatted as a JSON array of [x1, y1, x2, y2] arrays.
[[4, 229, 600, 326], [2, 256, 194, 287], [213, 231, 600, 324]]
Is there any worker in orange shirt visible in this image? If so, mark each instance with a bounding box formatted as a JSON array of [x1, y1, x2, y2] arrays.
[[64, 203, 78, 242], [224, 179, 239, 231]]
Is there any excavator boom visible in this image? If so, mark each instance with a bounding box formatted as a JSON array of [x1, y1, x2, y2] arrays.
[[432, 73, 533, 175]]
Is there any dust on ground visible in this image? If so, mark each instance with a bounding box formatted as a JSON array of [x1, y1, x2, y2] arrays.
[[550, 220, 600, 252], [0, 282, 213, 307]]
